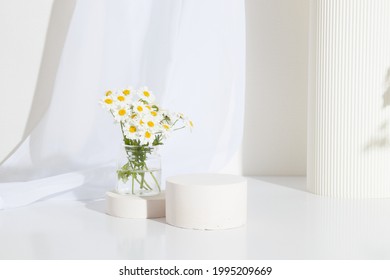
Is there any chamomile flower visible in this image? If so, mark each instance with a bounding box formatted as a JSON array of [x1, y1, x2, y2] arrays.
[[132, 101, 147, 116], [184, 118, 194, 129], [162, 123, 171, 131], [112, 105, 130, 122], [137, 86, 155, 103], [185, 120, 194, 132], [139, 129, 154, 145], [123, 121, 140, 141], [100, 86, 192, 147], [176, 112, 185, 119], [113, 93, 131, 105], [105, 90, 113, 96], [138, 117, 146, 127], [100, 96, 115, 111], [122, 86, 134, 97], [129, 112, 147, 129], [160, 123, 172, 138], [143, 116, 160, 133], [148, 108, 159, 118], [129, 112, 138, 120]]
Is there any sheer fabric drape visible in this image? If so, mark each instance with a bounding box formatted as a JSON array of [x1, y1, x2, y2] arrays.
[[0, 0, 245, 209]]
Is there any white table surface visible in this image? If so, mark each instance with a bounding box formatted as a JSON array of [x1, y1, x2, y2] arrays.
[[1, 176, 390, 260]]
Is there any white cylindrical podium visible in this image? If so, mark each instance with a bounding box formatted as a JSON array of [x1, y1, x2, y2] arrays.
[[165, 174, 247, 230], [106, 191, 165, 219], [307, 0, 390, 197]]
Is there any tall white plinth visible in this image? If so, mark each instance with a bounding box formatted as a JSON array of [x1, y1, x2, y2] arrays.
[[308, 0, 390, 197]]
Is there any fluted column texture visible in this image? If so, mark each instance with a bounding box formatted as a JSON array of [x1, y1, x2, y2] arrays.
[[307, 0, 390, 197]]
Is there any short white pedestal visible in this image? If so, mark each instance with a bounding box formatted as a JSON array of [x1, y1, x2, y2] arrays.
[[105, 191, 165, 219], [166, 174, 247, 230]]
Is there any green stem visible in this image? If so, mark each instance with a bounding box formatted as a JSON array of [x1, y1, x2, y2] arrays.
[[173, 126, 185, 132], [118, 135, 157, 193], [140, 173, 145, 190], [145, 163, 161, 192], [128, 162, 152, 190], [142, 175, 153, 190], [119, 122, 128, 145], [132, 173, 135, 195], [171, 117, 180, 127]]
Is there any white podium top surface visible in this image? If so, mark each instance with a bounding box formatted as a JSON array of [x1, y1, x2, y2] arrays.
[[166, 173, 246, 186], [1, 176, 390, 259]]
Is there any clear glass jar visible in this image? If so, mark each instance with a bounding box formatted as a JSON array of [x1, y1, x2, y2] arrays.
[[116, 145, 161, 196]]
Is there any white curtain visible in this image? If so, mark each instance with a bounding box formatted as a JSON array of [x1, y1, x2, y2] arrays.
[[0, 0, 245, 209]]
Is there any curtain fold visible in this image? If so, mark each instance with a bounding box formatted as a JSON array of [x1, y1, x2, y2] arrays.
[[0, 0, 245, 209]]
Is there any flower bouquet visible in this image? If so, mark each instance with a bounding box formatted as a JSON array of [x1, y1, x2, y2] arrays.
[[100, 86, 192, 196]]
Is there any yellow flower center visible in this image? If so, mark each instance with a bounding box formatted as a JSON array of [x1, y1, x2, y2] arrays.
[[151, 111, 157, 117], [143, 91, 150, 97], [189, 121, 193, 127], [105, 90, 112, 96], [131, 114, 137, 119], [122, 89, 130, 95], [139, 120, 144, 125], [145, 131, 151, 138], [129, 126, 136, 133], [117, 96, 125, 102], [118, 109, 126, 116], [137, 106, 143, 112], [146, 105, 151, 110], [147, 121, 154, 127], [104, 98, 113, 104], [163, 124, 170, 130]]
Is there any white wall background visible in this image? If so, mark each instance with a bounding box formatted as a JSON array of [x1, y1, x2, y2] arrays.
[[243, 0, 309, 175], [0, 0, 310, 175]]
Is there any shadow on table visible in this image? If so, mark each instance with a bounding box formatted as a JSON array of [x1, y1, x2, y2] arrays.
[[250, 176, 308, 193], [151, 217, 167, 225], [85, 199, 105, 214]]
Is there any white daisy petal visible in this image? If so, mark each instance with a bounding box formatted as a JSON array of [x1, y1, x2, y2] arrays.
[[137, 86, 155, 103], [123, 121, 141, 141], [132, 101, 147, 115], [100, 86, 192, 146], [112, 105, 129, 122], [99, 95, 115, 111]]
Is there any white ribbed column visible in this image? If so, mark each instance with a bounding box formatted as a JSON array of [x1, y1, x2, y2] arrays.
[[308, 0, 390, 198]]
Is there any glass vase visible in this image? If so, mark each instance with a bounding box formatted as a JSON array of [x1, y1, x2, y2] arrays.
[[116, 145, 161, 196]]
